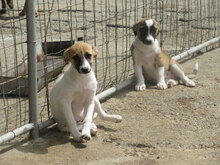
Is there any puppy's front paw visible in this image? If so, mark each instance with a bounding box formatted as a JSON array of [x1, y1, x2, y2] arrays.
[[135, 84, 146, 91], [81, 134, 91, 142], [157, 82, 167, 90], [185, 80, 195, 87], [90, 123, 98, 136], [73, 136, 87, 143]]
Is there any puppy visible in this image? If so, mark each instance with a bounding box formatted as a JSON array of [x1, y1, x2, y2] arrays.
[[50, 42, 122, 143], [131, 18, 196, 91], [0, 0, 38, 16]]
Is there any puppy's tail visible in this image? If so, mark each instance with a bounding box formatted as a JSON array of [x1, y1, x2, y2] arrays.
[[94, 97, 122, 123], [187, 62, 198, 79]]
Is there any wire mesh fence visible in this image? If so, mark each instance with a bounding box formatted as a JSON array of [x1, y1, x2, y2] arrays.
[[0, 0, 219, 139]]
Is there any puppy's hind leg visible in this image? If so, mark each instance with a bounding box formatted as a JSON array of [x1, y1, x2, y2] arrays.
[[94, 97, 122, 123], [166, 79, 178, 88], [170, 64, 195, 87], [58, 101, 84, 142], [57, 123, 69, 132]]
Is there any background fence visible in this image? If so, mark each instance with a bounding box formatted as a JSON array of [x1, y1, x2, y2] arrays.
[[0, 0, 219, 141]]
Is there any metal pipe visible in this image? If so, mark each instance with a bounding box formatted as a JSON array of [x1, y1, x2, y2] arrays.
[[38, 118, 56, 130], [0, 123, 34, 144], [172, 36, 220, 61], [26, 0, 39, 139], [96, 76, 135, 102]]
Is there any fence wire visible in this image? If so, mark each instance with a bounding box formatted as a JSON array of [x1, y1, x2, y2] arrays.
[[0, 0, 219, 137]]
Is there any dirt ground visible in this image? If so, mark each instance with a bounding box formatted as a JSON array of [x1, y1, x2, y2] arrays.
[[0, 47, 220, 164]]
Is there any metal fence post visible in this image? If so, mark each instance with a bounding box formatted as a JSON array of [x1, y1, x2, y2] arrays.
[[26, 0, 39, 139]]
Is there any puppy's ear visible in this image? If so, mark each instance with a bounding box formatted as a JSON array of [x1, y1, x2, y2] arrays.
[[154, 20, 160, 36], [63, 47, 71, 63], [132, 23, 138, 36], [92, 46, 98, 58], [133, 18, 146, 36]]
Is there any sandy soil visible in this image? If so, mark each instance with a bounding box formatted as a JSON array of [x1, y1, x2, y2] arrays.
[[0, 47, 219, 165]]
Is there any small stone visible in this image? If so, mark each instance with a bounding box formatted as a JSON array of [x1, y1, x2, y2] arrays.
[[106, 139, 112, 143]]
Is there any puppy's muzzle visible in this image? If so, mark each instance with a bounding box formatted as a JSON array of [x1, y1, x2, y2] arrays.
[[143, 39, 152, 45], [78, 58, 92, 74], [143, 35, 154, 45], [80, 67, 91, 74]]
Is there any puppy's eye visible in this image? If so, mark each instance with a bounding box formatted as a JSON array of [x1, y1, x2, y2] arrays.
[[150, 26, 156, 34], [140, 27, 146, 31], [73, 55, 80, 60], [140, 27, 147, 34], [85, 53, 92, 59]]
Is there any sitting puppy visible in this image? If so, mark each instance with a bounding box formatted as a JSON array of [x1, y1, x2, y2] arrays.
[[131, 18, 196, 91], [50, 42, 122, 143]]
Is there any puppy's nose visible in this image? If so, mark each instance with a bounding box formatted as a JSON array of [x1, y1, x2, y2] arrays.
[[145, 39, 152, 44], [81, 67, 90, 73]]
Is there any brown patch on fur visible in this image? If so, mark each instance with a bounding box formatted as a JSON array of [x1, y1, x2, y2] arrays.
[[133, 18, 146, 36], [130, 44, 135, 65], [153, 19, 160, 36], [154, 48, 184, 72], [133, 18, 160, 37], [155, 48, 171, 70], [63, 42, 98, 68]]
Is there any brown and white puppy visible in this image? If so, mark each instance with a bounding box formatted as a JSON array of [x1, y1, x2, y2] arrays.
[[131, 18, 196, 91], [50, 42, 122, 143], [0, 0, 38, 16]]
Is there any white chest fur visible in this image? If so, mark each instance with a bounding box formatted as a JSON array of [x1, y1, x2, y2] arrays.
[[132, 38, 160, 81], [51, 64, 97, 104]]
